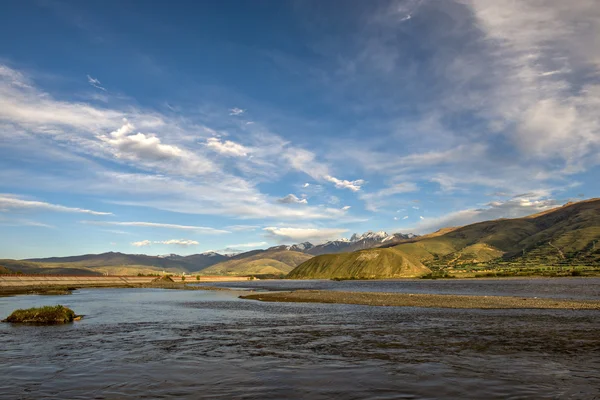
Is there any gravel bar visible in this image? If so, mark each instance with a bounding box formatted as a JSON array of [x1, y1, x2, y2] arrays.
[[240, 290, 600, 309]]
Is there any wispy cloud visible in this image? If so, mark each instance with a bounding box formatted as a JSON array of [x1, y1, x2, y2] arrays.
[[205, 137, 249, 157], [229, 107, 245, 116], [87, 74, 106, 91], [0, 194, 113, 215], [284, 148, 364, 191], [82, 220, 229, 234], [0, 217, 55, 228], [359, 183, 419, 211], [0, 65, 349, 222], [409, 194, 561, 233], [225, 225, 259, 232], [263, 226, 347, 244]]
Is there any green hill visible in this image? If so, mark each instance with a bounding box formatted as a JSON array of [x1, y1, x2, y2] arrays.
[[2, 251, 228, 275], [0, 259, 103, 275], [26, 252, 227, 273], [289, 198, 600, 279], [287, 247, 431, 279], [198, 249, 312, 276]]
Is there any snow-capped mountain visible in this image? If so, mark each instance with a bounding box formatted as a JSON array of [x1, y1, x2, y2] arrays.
[[155, 230, 417, 267], [303, 231, 417, 256], [157, 253, 183, 259]]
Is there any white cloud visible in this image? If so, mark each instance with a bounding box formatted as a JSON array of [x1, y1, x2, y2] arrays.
[[0, 194, 113, 215], [277, 194, 308, 204], [325, 175, 364, 192], [132, 238, 200, 247], [131, 240, 151, 247], [81, 220, 229, 234], [0, 65, 216, 178], [341, 205, 351, 211], [229, 107, 245, 116], [87, 75, 106, 91], [419, 216, 424, 220], [101, 121, 186, 162], [263, 226, 348, 244], [156, 239, 199, 246], [303, 183, 310, 188], [0, 66, 350, 222], [206, 137, 249, 157], [403, 216, 408, 220]]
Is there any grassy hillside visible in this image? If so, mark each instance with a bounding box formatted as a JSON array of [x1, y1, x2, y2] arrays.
[[0, 259, 103, 275], [0, 265, 13, 274], [18, 251, 228, 275], [288, 248, 431, 279], [198, 249, 312, 276], [416, 199, 600, 272], [290, 199, 600, 279]]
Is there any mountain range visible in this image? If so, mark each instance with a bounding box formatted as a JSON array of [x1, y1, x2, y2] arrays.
[[290, 198, 600, 279], [0, 230, 415, 276], [2, 199, 598, 278]]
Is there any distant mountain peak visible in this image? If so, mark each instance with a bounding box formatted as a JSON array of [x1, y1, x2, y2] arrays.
[[350, 231, 390, 242], [157, 253, 181, 259], [200, 251, 221, 257]]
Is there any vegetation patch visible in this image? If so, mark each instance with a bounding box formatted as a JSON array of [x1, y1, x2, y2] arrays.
[[2, 305, 81, 324]]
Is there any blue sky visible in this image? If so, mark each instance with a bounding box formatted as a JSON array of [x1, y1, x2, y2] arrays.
[[1, 0, 599, 258]]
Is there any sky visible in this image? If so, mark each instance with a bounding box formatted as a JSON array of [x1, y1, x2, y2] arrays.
[[1, 0, 599, 259]]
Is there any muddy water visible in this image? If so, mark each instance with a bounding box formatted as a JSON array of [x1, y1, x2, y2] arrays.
[[1, 280, 599, 399]]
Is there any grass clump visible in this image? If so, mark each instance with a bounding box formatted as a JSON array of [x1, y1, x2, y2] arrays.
[[2, 305, 79, 324]]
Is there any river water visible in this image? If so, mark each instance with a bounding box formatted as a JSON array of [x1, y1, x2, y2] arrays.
[[1, 278, 599, 399]]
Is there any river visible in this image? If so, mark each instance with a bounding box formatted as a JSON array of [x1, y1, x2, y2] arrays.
[[1, 278, 599, 399]]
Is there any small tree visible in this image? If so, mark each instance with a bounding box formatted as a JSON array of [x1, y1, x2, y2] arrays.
[[181, 276, 186, 281], [196, 275, 200, 281]]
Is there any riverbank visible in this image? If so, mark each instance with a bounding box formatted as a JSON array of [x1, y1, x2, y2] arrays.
[[240, 290, 600, 309], [0, 283, 246, 296]]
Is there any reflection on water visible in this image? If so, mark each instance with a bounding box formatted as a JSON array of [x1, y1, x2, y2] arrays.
[[1, 281, 599, 399]]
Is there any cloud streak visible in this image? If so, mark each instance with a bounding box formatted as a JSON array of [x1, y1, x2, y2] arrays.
[[82, 220, 229, 234], [0, 194, 113, 215], [263, 226, 348, 244], [87, 75, 106, 91]]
